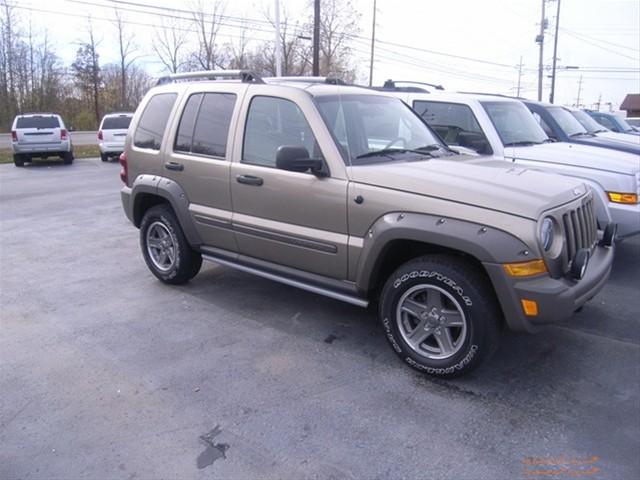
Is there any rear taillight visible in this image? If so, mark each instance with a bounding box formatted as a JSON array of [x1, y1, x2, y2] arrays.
[[60, 129, 68, 140], [119, 152, 128, 185], [98, 130, 103, 140], [11, 130, 17, 141]]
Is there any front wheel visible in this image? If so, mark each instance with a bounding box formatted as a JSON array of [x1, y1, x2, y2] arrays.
[[140, 204, 202, 284], [379, 255, 501, 378]]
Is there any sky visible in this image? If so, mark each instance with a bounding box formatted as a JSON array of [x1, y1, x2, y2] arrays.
[[9, 0, 640, 112]]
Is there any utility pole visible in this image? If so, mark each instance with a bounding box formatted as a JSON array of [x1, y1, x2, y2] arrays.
[[274, 0, 282, 76], [595, 94, 602, 111], [549, 0, 561, 103], [575, 75, 583, 107], [536, 0, 546, 101], [369, 0, 377, 87], [516, 56, 524, 97], [312, 0, 320, 76]]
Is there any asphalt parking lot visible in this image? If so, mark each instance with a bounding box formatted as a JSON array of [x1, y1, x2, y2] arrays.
[[1, 158, 639, 480]]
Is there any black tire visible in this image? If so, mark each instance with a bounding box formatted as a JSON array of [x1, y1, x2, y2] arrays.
[[63, 150, 74, 164], [13, 154, 25, 167], [140, 204, 202, 285], [100, 152, 109, 162], [379, 254, 501, 378]]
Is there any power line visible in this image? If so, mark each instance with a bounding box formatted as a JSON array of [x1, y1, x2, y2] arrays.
[[560, 27, 640, 52]]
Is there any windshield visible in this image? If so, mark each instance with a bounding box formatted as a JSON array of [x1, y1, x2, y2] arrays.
[[481, 101, 548, 146], [570, 109, 607, 133], [547, 107, 587, 137], [613, 115, 635, 133], [315, 94, 444, 165], [102, 116, 132, 129], [16, 116, 60, 129]]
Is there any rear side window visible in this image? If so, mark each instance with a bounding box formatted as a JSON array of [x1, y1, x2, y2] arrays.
[[102, 116, 132, 130], [134, 93, 177, 150], [16, 116, 60, 129], [174, 92, 236, 158]]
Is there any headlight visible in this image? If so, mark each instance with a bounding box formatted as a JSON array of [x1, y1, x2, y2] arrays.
[[540, 217, 555, 252]]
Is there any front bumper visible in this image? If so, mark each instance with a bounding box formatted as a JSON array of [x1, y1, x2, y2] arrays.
[[483, 243, 615, 333], [609, 202, 640, 239]]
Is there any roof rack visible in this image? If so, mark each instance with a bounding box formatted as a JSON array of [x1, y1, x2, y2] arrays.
[[156, 70, 264, 86], [381, 80, 445, 92], [267, 76, 347, 85]]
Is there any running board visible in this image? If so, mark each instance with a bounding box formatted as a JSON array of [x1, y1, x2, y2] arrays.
[[201, 254, 369, 308]]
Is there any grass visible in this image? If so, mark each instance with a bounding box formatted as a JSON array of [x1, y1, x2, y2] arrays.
[[0, 145, 100, 164]]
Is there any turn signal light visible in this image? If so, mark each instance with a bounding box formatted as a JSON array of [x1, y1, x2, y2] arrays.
[[521, 299, 539, 316], [607, 192, 638, 204], [503, 259, 547, 277]]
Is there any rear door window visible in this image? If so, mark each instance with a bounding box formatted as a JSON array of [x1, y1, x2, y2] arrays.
[[16, 116, 60, 129], [134, 93, 177, 150], [174, 92, 236, 158], [102, 116, 132, 130]]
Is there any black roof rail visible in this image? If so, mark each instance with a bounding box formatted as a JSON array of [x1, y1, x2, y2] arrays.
[[156, 70, 264, 86], [381, 79, 445, 92], [267, 76, 347, 85]]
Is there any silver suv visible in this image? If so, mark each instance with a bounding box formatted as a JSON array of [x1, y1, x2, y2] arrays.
[[98, 112, 133, 162], [11, 113, 74, 167], [119, 71, 615, 377]]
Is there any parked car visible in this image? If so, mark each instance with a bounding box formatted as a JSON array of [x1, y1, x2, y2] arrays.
[[522, 100, 640, 155], [98, 112, 134, 162], [10, 113, 74, 167], [567, 107, 640, 144], [586, 110, 640, 136], [382, 87, 640, 239], [120, 71, 614, 378]]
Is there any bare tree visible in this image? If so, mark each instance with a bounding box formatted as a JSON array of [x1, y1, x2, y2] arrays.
[[317, 0, 360, 80], [190, 0, 226, 70], [152, 17, 188, 74], [113, 9, 138, 109], [72, 19, 101, 127]]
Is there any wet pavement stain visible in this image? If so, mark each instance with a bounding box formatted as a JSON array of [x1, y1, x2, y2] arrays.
[[196, 425, 230, 470]]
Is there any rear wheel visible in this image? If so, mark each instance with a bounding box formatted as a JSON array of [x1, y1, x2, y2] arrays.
[[100, 152, 109, 162], [62, 150, 74, 165], [13, 154, 25, 167], [140, 204, 202, 284], [379, 254, 501, 378]]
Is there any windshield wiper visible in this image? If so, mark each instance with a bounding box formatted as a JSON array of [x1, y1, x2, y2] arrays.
[[355, 148, 435, 159], [503, 140, 541, 147], [570, 132, 593, 138], [414, 144, 458, 155]]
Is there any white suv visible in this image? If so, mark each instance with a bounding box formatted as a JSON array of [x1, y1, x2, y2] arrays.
[[11, 113, 74, 167], [383, 87, 640, 239], [98, 113, 133, 162]]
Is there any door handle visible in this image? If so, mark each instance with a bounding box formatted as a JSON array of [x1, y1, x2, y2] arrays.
[[164, 161, 184, 171], [236, 174, 263, 186]]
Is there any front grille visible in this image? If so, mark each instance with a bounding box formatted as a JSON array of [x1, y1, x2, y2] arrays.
[[561, 196, 598, 264]]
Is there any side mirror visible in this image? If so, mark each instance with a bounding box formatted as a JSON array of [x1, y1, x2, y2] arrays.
[[275, 145, 326, 176]]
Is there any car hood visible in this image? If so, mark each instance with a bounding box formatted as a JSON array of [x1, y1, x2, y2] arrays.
[[350, 158, 585, 220], [508, 142, 640, 175], [572, 135, 640, 154], [596, 131, 640, 144]]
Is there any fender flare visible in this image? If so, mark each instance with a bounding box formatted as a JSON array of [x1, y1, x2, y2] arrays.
[[355, 212, 534, 292], [130, 174, 202, 246]]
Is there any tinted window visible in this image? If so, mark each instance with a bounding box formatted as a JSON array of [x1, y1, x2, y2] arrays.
[[593, 114, 616, 131], [174, 93, 236, 157], [571, 110, 607, 133], [413, 100, 491, 153], [102, 116, 132, 129], [174, 94, 203, 153], [134, 93, 177, 150], [243, 96, 322, 167], [16, 116, 60, 129], [192, 93, 236, 157], [547, 107, 586, 137]]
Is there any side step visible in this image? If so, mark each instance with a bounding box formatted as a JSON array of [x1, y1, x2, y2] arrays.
[[201, 254, 369, 308]]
